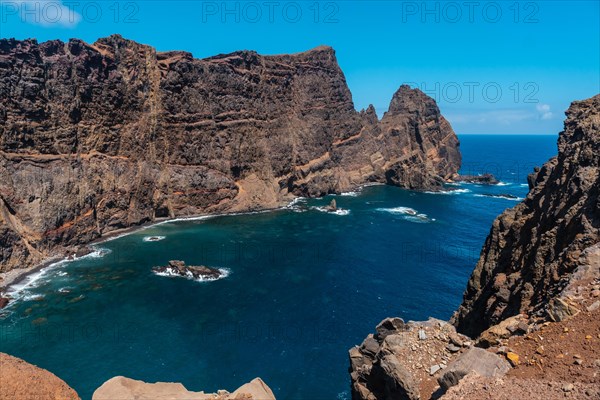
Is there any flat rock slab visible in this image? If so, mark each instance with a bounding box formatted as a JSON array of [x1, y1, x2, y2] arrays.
[[438, 347, 511, 391], [92, 376, 275, 400]]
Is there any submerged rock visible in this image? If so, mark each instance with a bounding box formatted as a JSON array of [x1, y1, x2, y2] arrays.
[[153, 260, 224, 281], [453, 173, 499, 185], [478, 193, 519, 200]]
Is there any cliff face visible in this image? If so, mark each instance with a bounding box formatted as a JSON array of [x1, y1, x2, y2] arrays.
[[349, 94, 600, 400], [452, 95, 600, 337], [0, 35, 460, 272]]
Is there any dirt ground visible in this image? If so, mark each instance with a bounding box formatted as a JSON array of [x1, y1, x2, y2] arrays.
[[0, 352, 79, 400]]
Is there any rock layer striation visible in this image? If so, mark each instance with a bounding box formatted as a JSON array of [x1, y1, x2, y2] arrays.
[[0, 35, 460, 273], [452, 94, 600, 337]]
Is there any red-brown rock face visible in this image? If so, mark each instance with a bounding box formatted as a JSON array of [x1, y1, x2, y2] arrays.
[[451, 94, 600, 337], [0, 35, 461, 272]]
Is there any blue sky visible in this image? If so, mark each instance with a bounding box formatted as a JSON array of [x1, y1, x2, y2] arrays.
[[1, 0, 598, 134]]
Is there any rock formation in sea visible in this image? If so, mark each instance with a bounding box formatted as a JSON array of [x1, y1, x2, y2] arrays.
[[0, 35, 461, 274], [349, 94, 600, 399], [152, 259, 225, 280]]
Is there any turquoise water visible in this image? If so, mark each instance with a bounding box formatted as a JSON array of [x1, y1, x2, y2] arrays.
[[0, 135, 557, 399]]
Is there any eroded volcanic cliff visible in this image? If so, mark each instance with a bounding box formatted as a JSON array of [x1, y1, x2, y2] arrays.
[[452, 94, 600, 337], [0, 35, 460, 273], [349, 95, 600, 399]]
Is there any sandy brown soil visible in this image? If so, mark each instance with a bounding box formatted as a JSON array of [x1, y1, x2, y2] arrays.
[[0, 353, 79, 400], [442, 373, 600, 399], [441, 279, 600, 399]]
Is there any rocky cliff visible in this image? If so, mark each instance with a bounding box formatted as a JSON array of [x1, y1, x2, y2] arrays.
[[452, 94, 600, 337], [0, 35, 460, 274], [350, 94, 600, 399]]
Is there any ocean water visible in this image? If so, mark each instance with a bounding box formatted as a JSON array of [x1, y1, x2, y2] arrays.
[[0, 135, 557, 399]]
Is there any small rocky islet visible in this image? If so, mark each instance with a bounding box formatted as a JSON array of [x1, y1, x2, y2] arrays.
[[152, 260, 225, 281]]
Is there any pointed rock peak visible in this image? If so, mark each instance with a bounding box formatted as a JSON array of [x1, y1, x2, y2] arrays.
[[385, 84, 440, 116], [360, 104, 379, 124]]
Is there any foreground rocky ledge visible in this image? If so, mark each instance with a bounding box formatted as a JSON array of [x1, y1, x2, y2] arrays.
[[350, 94, 600, 399], [93, 376, 275, 400], [0, 352, 276, 400], [0, 352, 80, 400]]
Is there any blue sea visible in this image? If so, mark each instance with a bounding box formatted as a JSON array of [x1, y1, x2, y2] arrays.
[[0, 135, 557, 399]]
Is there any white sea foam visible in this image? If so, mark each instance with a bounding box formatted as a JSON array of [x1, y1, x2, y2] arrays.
[[143, 235, 166, 242], [404, 214, 432, 223], [285, 197, 308, 213], [376, 206, 418, 215], [331, 209, 350, 216], [376, 207, 433, 223], [474, 194, 524, 201], [153, 267, 231, 283], [83, 248, 112, 259], [21, 294, 45, 301], [312, 206, 350, 216], [496, 182, 512, 186], [339, 191, 359, 197], [5, 246, 111, 305], [424, 188, 471, 195], [359, 182, 385, 188]]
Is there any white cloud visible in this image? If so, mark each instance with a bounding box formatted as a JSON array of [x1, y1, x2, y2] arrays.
[[446, 108, 537, 126], [446, 104, 556, 128], [536, 104, 553, 120], [3, 0, 82, 27]]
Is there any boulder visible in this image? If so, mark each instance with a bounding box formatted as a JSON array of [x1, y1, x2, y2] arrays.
[[547, 298, 580, 322], [478, 315, 529, 347], [375, 317, 407, 340], [0, 296, 9, 309], [437, 347, 511, 391]]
